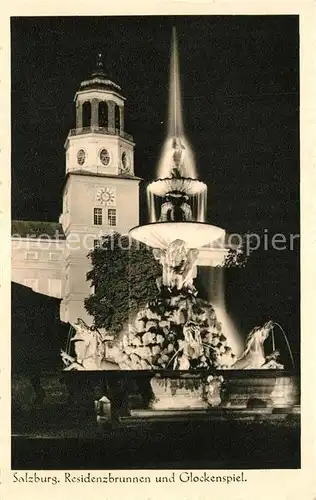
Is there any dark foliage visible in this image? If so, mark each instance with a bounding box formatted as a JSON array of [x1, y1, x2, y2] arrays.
[[84, 233, 160, 336]]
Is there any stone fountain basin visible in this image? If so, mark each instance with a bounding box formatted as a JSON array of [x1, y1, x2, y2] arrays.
[[129, 221, 225, 249], [62, 370, 300, 413], [148, 177, 207, 196], [148, 371, 299, 410]]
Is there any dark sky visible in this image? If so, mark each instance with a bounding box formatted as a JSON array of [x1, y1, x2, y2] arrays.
[[11, 15, 300, 363], [11, 15, 299, 235]]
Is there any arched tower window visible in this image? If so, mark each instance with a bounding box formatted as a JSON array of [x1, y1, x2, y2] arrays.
[[98, 101, 108, 128], [82, 101, 92, 128], [115, 104, 120, 130]]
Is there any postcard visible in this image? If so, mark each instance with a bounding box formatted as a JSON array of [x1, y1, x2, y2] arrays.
[[1, 2, 315, 499]]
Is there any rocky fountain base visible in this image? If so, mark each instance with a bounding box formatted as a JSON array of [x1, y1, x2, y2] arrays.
[[114, 275, 298, 414], [119, 286, 236, 371]]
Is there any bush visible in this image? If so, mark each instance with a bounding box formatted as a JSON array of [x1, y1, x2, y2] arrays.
[[84, 233, 160, 336]]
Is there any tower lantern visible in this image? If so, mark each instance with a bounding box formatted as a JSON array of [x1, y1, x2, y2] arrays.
[[75, 53, 125, 133], [64, 53, 134, 177]]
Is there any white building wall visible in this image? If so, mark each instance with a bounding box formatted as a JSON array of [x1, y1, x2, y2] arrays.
[[11, 238, 66, 298], [58, 172, 141, 326]]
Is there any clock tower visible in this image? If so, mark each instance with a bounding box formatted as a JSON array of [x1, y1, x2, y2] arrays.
[[60, 55, 141, 325]]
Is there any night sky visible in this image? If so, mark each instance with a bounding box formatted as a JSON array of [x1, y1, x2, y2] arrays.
[[11, 16, 300, 363]]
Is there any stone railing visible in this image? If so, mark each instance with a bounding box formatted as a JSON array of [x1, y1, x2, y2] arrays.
[[69, 126, 133, 142]]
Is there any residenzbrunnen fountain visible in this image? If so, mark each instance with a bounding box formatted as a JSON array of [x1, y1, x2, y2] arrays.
[[62, 29, 299, 415]]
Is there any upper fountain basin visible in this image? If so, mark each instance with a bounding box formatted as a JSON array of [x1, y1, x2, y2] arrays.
[[148, 178, 207, 197], [129, 221, 225, 249]]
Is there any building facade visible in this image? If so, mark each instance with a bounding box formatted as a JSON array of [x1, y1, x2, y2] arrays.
[[12, 56, 141, 325]]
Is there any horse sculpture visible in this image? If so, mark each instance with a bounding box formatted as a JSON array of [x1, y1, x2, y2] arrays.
[[61, 318, 120, 371], [232, 320, 284, 369]]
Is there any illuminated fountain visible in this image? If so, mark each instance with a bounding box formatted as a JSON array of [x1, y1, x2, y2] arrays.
[[124, 28, 236, 372], [119, 27, 299, 410], [123, 29, 244, 371], [61, 28, 299, 415]]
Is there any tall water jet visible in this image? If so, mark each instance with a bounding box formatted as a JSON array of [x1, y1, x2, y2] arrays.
[[157, 27, 197, 180], [142, 27, 209, 230], [168, 27, 184, 138]]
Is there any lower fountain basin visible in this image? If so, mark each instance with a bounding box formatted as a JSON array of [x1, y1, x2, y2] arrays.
[[222, 371, 299, 409], [129, 221, 225, 249], [148, 371, 300, 410], [61, 370, 300, 415]]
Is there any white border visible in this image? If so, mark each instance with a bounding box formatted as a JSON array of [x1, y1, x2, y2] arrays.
[[1, 3, 316, 500]]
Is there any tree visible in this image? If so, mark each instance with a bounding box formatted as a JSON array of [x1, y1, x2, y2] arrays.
[[84, 233, 160, 336]]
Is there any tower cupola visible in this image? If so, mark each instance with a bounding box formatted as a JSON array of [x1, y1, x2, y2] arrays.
[[74, 53, 128, 136], [64, 53, 135, 177]]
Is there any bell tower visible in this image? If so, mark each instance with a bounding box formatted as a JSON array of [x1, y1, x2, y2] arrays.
[[60, 55, 141, 325], [65, 53, 135, 178]]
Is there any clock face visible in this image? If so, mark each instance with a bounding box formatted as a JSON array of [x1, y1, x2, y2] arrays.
[[77, 149, 86, 166], [121, 151, 131, 173], [96, 187, 116, 206], [100, 148, 111, 166]]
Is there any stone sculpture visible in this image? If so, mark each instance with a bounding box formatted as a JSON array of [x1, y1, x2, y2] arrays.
[[153, 239, 199, 292], [61, 318, 119, 371], [231, 320, 284, 369]]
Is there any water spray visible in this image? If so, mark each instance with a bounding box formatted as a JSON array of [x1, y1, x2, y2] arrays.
[[271, 325, 275, 352], [271, 321, 295, 369], [66, 324, 75, 356]]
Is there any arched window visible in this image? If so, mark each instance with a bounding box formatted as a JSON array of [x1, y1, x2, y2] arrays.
[[115, 105, 120, 130], [82, 101, 92, 128], [98, 101, 108, 128]]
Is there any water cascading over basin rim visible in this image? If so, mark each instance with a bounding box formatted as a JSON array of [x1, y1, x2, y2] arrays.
[[148, 178, 207, 197], [129, 221, 225, 249]]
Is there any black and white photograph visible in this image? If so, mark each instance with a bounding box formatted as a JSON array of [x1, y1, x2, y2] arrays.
[[10, 15, 301, 472]]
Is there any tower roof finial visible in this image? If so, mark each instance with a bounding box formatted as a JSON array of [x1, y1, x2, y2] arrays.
[[91, 52, 106, 77], [78, 51, 122, 94]]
